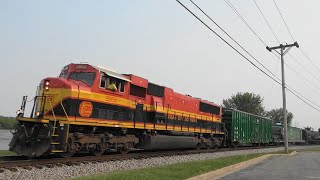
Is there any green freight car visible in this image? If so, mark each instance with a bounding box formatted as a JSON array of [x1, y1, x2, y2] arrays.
[[222, 109, 272, 147], [272, 125, 304, 144]]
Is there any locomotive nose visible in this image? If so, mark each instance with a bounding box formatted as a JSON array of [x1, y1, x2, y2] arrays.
[[38, 77, 72, 117], [42, 77, 71, 91]]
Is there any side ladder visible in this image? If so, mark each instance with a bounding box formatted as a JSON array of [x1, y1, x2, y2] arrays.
[[49, 101, 67, 153]]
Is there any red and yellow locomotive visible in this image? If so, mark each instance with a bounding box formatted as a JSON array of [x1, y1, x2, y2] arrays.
[[9, 63, 224, 157]]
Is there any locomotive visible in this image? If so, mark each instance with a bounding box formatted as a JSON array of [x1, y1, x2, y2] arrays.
[[9, 63, 225, 157]]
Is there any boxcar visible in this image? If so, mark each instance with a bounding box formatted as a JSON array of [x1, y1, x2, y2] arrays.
[[222, 109, 272, 147], [272, 125, 304, 144]]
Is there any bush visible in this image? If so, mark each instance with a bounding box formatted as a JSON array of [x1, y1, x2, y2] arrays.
[[0, 116, 18, 129]]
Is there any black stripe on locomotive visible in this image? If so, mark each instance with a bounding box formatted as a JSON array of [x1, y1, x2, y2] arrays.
[[48, 98, 223, 132]]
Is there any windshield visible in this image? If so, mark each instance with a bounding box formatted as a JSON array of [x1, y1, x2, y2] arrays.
[[69, 72, 95, 86]]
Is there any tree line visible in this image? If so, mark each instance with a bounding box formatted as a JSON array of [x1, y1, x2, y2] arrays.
[[222, 92, 293, 125], [0, 116, 17, 129]]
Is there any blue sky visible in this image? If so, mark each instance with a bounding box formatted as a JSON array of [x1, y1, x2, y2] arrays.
[[1, 0, 320, 129]]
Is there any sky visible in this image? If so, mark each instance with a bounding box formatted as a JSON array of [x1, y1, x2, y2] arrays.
[[1, 0, 320, 129]]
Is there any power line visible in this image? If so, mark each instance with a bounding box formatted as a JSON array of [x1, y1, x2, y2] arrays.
[[287, 87, 320, 112], [288, 53, 320, 83], [226, 0, 320, 103], [175, 0, 282, 86], [286, 84, 320, 109], [267, 44, 320, 100], [176, 0, 320, 113], [189, 0, 280, 82], [253, 0, 320, 98], [272, 0, 295, 42], [300, 48, 320, 76], [223, 0, 267, 46], [223, 1, 320, 109], [196, 0, 282, 107], [272, 0, 320, 86], [284, 62, 320, 97], [253, 0, 281, 44]]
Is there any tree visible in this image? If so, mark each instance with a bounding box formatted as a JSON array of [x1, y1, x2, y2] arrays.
[[222, 92, 265, 115], [265, 108, 293, 125]]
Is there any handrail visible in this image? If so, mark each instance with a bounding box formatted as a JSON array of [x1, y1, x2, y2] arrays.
[[60, 100, 70, 143], [49, 101, 58, 135], [60, 101, 69, 121]]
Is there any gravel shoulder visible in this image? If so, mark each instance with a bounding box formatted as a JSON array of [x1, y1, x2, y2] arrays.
[[1, 145, 319, 180]]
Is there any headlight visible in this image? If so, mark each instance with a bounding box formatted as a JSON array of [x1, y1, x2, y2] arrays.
[[45, 86, 49, 91], [45, 81, 50, 86], [36, 111, 40, 117]]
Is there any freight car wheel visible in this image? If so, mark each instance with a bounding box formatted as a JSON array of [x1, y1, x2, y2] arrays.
[[230, 143, 237, 149]]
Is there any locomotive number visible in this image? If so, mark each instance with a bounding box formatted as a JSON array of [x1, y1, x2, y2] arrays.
[[46, 95, 54, 102], [106, 96, 117, 103]]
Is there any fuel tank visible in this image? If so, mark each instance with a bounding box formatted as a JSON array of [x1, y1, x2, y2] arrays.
[[141, 135, 198, 150]]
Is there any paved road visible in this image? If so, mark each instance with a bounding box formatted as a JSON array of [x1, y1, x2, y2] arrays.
[[221, 152, 320, 180]]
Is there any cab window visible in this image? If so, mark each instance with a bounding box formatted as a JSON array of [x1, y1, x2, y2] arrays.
[[69, 72, 95, 86], [100, 74, 125, 93]]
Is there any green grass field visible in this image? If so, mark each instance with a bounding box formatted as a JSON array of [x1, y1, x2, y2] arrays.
[[0, 150, 15, 156], [75, 153, 263, 180]]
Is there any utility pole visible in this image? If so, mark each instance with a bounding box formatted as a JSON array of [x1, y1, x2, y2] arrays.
[[266, 42, 299, 153]]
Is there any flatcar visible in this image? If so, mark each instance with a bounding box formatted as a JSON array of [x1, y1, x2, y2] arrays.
[[222, 109, 272, 147], [9, 63, 225, 157]]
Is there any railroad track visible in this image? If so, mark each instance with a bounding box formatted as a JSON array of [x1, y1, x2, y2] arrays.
[[0, 146, 267, 172]]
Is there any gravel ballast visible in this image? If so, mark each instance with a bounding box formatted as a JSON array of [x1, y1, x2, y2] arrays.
[[1, 145, 319, 180]]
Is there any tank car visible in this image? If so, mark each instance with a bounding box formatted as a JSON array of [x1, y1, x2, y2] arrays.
[[9, 63, 225, 157]]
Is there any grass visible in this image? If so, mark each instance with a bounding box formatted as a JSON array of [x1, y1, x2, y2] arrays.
[[0, 150, 15, 156], [75, 153, 264, 180]]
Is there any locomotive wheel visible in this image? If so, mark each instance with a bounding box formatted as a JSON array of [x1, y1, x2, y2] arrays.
[[206, 144, 211, 150], [60, 151, 75, 158], [118, 147, 130, 154], [60, 143, 76, 157], [195, 143, 201, 150], [91, 144, 106, 156], [91, 149, 105, 156]]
